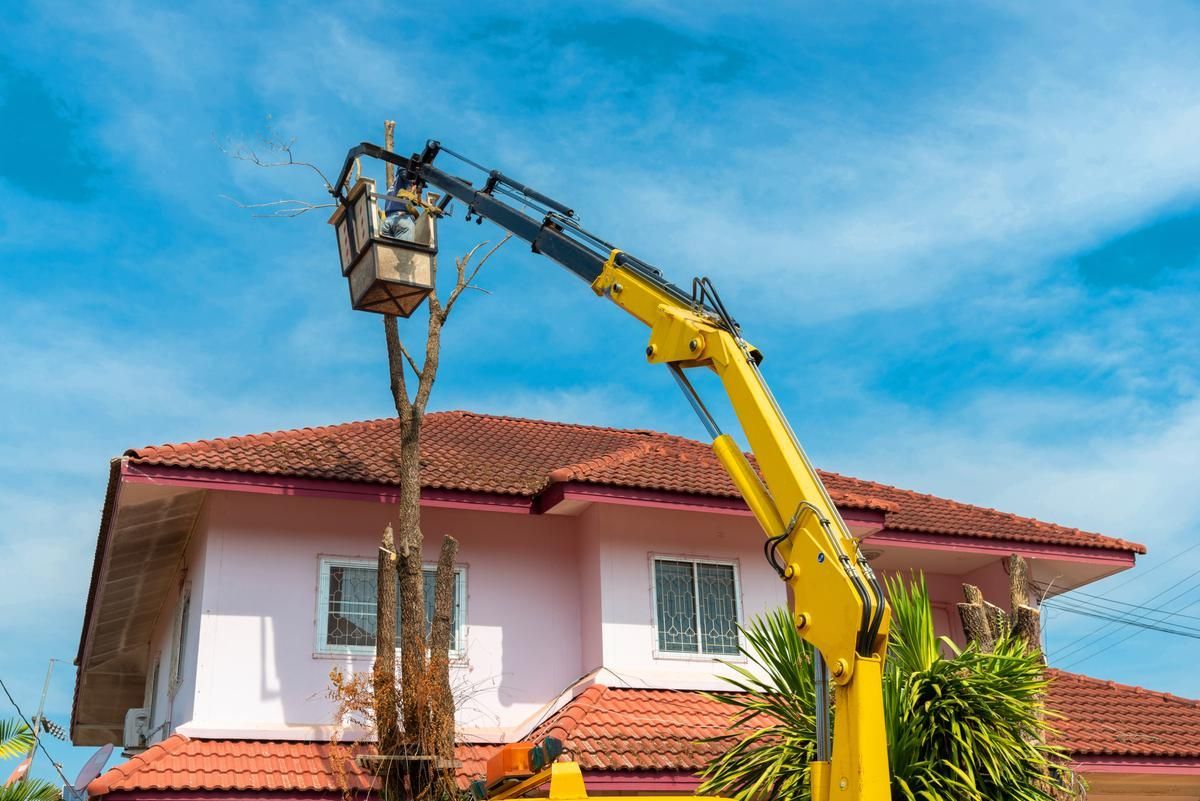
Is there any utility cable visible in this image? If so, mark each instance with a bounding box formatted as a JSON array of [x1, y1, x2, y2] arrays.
[[1049, 565, 1200, 661], [1044, 599, 1200, 638], [1057, 589, 1200, 670], [0, 676, 72, 787], [1038, 584, 1200, 623], [1060, 592, 1200, 671]]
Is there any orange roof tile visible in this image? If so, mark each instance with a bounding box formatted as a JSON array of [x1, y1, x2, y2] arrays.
[[531, 685, 737, 772], [535, 675, 1200, 769], [1048, 669, 1200, 758], [126, 411, 1143, 554], [88, 672, 1200, 797], [88, 737, 500, 796]]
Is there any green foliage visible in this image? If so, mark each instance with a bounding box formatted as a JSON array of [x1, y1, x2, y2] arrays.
[[0, 720, 61, 801], [697, 575, 1079, 801], [0, 720, 33, 761], [0, 780, 61, 801], [699, 608, 817, 800]]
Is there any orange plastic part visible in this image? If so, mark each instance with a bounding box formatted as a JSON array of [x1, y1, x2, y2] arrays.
[[486, 742, 535, 789]]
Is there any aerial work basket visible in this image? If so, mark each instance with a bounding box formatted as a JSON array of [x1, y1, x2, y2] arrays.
[[328, 176, 437, 317]]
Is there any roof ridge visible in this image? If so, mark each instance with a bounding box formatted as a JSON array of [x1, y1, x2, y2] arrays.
[[89, 733, 191, 794], [450, 410, 668, 437], [540, 684, 609, 743], [546, 441, 658, 484], [1049, 668, 1200, 709]]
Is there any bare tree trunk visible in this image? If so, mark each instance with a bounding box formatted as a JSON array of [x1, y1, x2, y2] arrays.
[[373, 524, 403, 799], [427, 536, 459, 798], [958, 601, 995, 652], [1008, 553, 1031, 612], [396, 424, 428, 734]]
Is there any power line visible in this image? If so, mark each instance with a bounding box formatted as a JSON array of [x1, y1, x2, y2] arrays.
[[1044, 599, 1200, 639], [1042, 586, 1200, 623], [1058, 591, 1200, 670], [1049, 565, 1200, 661], [0, 676, 72, 787], [1041, 537, 1200, 657]]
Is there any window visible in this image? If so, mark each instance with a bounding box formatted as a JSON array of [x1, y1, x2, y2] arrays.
[[168, 589, 190, 696], [652, 557, 740, 656], [317, 557, 466, 654], [146, 658, 160, 731]]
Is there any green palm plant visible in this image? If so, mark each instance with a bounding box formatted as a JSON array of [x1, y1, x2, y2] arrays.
[[698, 574, 1078, 801], [0, 720, 60, 801]]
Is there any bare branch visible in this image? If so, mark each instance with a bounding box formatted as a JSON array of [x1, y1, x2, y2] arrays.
[[442, 234, 512, 322], [398, 341, 421, 379], [383, 315, 412, 418], [384, 120, 396, 190], [219, 195, 334, 218], [216, 134, 336, 192]]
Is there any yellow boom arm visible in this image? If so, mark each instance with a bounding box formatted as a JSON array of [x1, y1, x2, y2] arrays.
[[591, 251, 891, 801]]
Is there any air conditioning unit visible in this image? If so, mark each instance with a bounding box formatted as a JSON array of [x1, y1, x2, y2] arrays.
[[123, 708, 150, 750]]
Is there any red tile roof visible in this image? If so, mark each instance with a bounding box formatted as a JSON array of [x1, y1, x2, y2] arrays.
[[88, 737, 500, 796], [88, 671, 1200, 797], [126, 411, 1143, 554], [530, 676, 1200, 770], [1048, 669, 1200, 758], [531, 685, 735, 771]]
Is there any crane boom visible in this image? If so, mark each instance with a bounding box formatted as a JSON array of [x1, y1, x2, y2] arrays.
[[332, 140, 892, 801]]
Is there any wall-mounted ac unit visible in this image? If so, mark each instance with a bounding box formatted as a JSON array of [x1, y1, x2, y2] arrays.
[[122, 708, 150, 750]]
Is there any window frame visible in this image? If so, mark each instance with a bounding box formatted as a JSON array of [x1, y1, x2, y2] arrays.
[[146, 656, 161, 735], [167, 587, 190, 697], [649, 553, 744, 660], [315, 555, 468, 658]]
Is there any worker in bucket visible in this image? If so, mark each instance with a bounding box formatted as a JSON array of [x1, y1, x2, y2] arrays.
[[381, 172, 418, 241]]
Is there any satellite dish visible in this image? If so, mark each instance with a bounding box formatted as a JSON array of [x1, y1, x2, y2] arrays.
[[72, 743, 114, 793]]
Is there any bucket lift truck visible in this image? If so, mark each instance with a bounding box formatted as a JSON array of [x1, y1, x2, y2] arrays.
[[330, 141, 892, 801]]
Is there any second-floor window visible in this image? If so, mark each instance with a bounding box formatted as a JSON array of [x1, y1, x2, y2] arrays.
[[317, 557, 466, 655], [652, 557, 741, 656], [168, 588, 190, 696]]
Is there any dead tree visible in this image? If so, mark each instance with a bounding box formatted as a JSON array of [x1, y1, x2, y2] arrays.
[[225, 121, 508, 800], [957, 554, 1043, 662], [374, 121, 509, 800]]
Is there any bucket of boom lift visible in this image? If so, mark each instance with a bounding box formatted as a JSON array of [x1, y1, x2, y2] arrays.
[[328, 176, 437, 317]]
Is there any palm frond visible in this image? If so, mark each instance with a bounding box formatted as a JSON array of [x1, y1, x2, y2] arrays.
[[699, 574, 1082, 801], [0, 779, 61, 801], [0, 720, 33, 760]]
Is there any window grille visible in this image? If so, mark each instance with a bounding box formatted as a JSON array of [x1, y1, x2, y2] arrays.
[[168, 589, 190, 696], [653, 557, 741, 655], [317, 558, 466, 655], [147, 658, 160, 732]]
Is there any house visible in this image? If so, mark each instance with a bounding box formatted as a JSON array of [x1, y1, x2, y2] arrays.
[[73, 411, 1200, 800]]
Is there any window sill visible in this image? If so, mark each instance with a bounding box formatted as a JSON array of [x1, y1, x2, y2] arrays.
[[311, 650, 469, 667], [652, 650, 747, 664]]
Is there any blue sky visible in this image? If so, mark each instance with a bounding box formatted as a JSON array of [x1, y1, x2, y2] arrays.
[[3, 0, 1200, 784]]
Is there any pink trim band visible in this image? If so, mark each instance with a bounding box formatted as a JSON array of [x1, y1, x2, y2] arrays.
[[121, 463, 533, 513], [1072, 754, 1200, 774]]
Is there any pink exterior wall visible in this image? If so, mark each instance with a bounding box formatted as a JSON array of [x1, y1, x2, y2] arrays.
[[150, 488, 1018, 742], [177, 491, 584, 740], [578, 503, 785, 690]]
